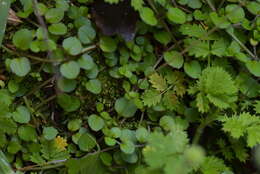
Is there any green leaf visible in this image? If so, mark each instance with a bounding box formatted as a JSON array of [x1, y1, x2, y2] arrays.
[[142, 89, 161, 107], [179, 24, 207, 38], [149, 73, 168, 91], [77, 54, 95, 70], [178, 0, 202, 9], [66, 153, 107, 174], [100, 36, 117, 52], [43, 127, 58, 140], [68, 119, 82, 131], [115, 97, 137, 118], [62, 37, 82, 55], [246, 2, 260, 15], [18, 125, 37, 141], [57, 94, 80, 112], [210, 12, 230, 29], [85, 79, 102, 94], [48, 23, 67, 35], [45, 8, 64, 23], [225, 4, 245, 23], [12, 106, 31, 124], [0, 118, 17, 134], [140, 7, 157, 26], [78, 133, 96, 152], [211, 39, 228, 57], [12, 29, 33, 50], [164, 51, 184, 69], [57, 78, 77, 92], [246, 60, 260, 77], [78, 24, 96, 44], [88, 114, 105, 131], [120, 141, 135, 154], [167, 7, 186, 24], [60, 61, 80, 79], [200, 156, 230, 174], [0, 0, 10, 47], [184, 60, 201, 79], [10, 57, 31, 77], [154, 31, 171, 45], [136, 127, 149, 143]]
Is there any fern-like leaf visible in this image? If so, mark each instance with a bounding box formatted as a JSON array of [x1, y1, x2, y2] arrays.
[[149, 73, 167, 91], [142, 89, 161, 107]]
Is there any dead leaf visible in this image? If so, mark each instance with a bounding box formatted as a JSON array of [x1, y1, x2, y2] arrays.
[[8, 9, 22, 25]]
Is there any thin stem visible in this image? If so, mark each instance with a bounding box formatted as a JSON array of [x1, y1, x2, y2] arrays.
[[34, 95, 57, 111], [1, 45, 57, 63], [81, 44, 97, 54], [205, 0, 216, 11], [226, 29, 258, 60], [26, 77, 55, 96]]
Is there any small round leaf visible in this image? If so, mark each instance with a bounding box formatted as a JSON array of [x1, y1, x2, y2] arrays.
[[60, 61, 80, 79]]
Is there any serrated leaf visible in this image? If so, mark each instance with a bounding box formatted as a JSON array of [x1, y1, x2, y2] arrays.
[[149, 73, 167, 91]]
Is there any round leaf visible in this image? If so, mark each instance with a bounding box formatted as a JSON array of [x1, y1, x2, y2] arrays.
[[12, 106, 31, 124], [12, 29, 33, 50], [77, 54, 95, 70], [18, 125, 37, 141], [164, 51, 184, 69], [78, 25, 96, 44], [48, 23, 67, 35], [120, 141, 135, 154], [57, 78, 77, 92], [100, 37, 117, 52], [184, 60, 201, 79], [78, 133, 96, 151], [10, 57, 31, 77], [68, 119, 82, 131], [45, 8, 64, 23], [43, 127, 58, 140], [57, 94, 80, 112], [88, 114, 105, 131], [62, 37, 82, 55], [60, 61, 80, 79], [115, 97, 137, 118], [85, 79, 102, 94]]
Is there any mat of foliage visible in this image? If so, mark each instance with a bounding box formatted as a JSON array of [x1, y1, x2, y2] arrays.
[[0, 0, 260, 174]]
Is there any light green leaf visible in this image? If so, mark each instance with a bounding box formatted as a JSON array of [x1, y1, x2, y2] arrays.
[[48, 23, 67, 35], [85, 79, 102, 94], [184, 60, 201, 79], [140, 7, 157, 26], [12, 106, 31, 124], [60, 61, 80, 79], [78, 25, 96, 44], [78, 133, 96, 152], [77, 54, 95, 70], [45, 8, 64, 23], [164, 51, 184, 69], [12, 29, 33, 50], [10, 57, 31, 77], [43, 127, 58, 140], [167, 7, 186, 24], [100, 36, 117, 52], [246, 60, 260, 77], [18, 125, 37, 141], [88, 114, 105, 131], [62, 37, 82, 55]]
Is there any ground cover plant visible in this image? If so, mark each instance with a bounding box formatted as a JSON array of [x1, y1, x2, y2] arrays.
[[0, 0, 260, 173]]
